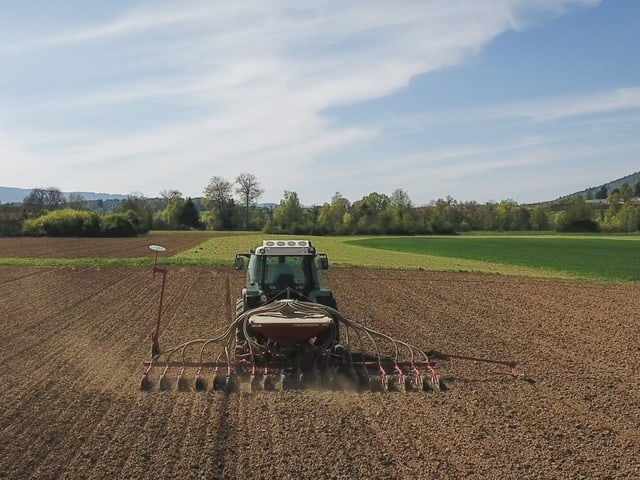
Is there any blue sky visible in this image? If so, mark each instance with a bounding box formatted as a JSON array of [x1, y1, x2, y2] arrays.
[[0, 0, 638, 205]]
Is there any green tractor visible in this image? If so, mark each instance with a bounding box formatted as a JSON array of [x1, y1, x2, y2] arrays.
[[141, 239, 519, 392]]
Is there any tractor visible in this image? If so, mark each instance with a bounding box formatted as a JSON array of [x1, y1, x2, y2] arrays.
[[140, 240, 520, 392]]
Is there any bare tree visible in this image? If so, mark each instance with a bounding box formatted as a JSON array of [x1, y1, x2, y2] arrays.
[[23, 187, 66, 216], [159, 189, 182, 208], [234, 173, 264, 230]]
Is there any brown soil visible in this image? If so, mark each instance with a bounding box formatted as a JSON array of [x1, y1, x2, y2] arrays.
[[0, 232, 233, 258], [0, 265, 638, 479]]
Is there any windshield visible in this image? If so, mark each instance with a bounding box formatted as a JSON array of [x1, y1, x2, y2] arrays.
[[260, 255, 319, 291]]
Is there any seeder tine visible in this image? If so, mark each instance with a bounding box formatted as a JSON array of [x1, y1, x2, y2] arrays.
[[312, 368, 323, 389], [159, 373, 172, 391], [371, 365, 389, 393], [262, 374, 274, 391], [225, 374, 239, 393], [392, 374, 406, 393], [366, 374, 387, 392], [319, 370, 336, 390], [297, 372, 306, 389], [355, 371, 370, 392], [389, 366, 406, 393], [140, 374, 152, 391], [410, 367, 424, 392], [194, 375, 207, 392], [212, 372, 225, 391], [282, 374, 294, 391], [249, 374, 262, 393], [177, 375, 189, 392], [429, 373, 446, 392], [282, 371, 307, 391]]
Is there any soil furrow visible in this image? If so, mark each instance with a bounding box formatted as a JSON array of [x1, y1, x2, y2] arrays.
[[1, 265, 639, 479]]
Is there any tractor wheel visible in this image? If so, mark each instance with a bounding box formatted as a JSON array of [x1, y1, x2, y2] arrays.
[[235, 298, 244, 318]]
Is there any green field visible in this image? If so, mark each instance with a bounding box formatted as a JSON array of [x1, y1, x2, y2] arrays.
[[174, 233, 640, 282], [2, 232, 638, 282], [347, 235, 640, 282]]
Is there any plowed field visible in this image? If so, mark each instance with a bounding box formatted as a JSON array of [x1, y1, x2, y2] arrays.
[[1, 265, 639, 479], [0, 232, 234, 258]]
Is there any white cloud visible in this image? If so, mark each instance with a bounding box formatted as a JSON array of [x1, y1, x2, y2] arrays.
[[0, 0, 616, 202], [515, 87, 640, 121]]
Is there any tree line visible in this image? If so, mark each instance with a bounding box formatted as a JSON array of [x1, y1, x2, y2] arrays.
[[1, 177, 639, 236]]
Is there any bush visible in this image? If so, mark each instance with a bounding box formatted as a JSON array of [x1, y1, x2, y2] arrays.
[[0, 205, 25, 236], [555, 216, 600, 233], [100, 213, 138, 237], [23, 209, 101, 236], [22, 209, 143, 237]]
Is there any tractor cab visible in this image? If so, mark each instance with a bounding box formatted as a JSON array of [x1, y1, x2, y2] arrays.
[[235, 240, 336, 310]]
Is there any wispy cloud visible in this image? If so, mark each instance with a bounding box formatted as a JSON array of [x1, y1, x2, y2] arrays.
[[514, 87, 640, 121], [0, 0, 622, 202]]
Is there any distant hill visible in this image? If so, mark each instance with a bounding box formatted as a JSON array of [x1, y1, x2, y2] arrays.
[[556, 171, 640, 202], [0, 186, 128, 204]]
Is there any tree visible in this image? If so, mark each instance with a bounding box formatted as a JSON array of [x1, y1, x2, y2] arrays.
[[595, 185, 608, 200], [203, 176, 234, 230], [386, 188, 415, 234], [634, 181, 640, 197], [66, 192, 86, 210], [428, 198, 456, 234], [177, 197, 202, 229], [159, 189, 183, 209], [351, 192, 390, 234], [606, 191, 623, 215], [390, 188, 412, 209], [494, 199, 530, 231], [555, 197, 598, 232], [317, 192, 351, 234], [268, 191, 305, 233], [620, 182, 633, 202], [116, 195, 153, 233], [157, 190, 184, 228], [530, 205, 550, 231], [23, 187, 66, 216], [234, 173, 264, 230], [616, 204, 638, 233]]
